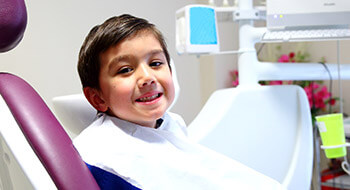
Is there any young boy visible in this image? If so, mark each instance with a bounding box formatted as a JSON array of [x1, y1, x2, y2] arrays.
[[74, 14, 284, 190]]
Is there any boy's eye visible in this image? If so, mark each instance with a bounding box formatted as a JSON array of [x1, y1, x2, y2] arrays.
[[117, 67, 133, 74], [149, 61, 163, 67]]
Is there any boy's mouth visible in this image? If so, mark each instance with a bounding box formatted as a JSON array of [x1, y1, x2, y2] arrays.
[[136, 93, 163, 102]]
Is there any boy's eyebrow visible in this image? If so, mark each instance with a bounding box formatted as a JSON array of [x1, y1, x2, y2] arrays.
[[108, 49, 166, 70], [147, 49, 165, 58], [109, 55, 132, 66]]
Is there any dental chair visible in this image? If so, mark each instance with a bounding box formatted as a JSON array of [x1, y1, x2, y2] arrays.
[[0, 73, 100, 190], [0, 73, 145, 190], [52, 74, 313, 189], [0, 62, 178, 189], [173, 3, 313, 189], [2, 1, 311, 188], [0, 1, 138, 189], [188, 85, 314, 190], [0, 1, 97, 189]]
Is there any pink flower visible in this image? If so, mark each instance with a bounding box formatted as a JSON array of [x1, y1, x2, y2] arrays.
[[232, 79, 239, 87], [269, 81, 283, 85], [303, 82, 323, 108], [303, 86, 314, 107], [303, 82, 334, 111], [316, 86, 331, 100], [286, 80, 293, 85], [315, 96, 326, 109], [230, 70, 238, 77], [230, 69, 239, 87], [278, 54, 289, 62], [330, 98, 336, 105], [303, 85, 313, 97], [309, 82, 320, 89], [289, 52, 295, 59]]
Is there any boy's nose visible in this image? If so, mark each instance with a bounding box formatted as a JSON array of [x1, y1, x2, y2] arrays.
[[137, 64, 156, 88], [141, 79, 155, 87]]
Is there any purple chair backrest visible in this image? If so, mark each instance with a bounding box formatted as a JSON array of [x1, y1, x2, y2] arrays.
[[0, 1, 99, 189], [0, 0, 27, 52], [0, 73, 100, 189]]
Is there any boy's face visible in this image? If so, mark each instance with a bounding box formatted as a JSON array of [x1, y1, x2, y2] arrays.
[[87, 31, 175, 128]]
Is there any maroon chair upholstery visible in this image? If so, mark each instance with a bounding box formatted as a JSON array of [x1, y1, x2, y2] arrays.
[[0, 1, 99, 189], [0, 73, 100, 190], [0, 0, 27, 52]]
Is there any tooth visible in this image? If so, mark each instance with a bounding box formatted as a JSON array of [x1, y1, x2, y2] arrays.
[[139, 94, 158, 102]]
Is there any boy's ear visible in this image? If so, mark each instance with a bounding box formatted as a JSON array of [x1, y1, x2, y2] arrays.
[[83, 87, 108, 112]]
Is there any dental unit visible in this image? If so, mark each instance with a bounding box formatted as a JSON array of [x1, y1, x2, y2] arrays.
[[1, 0, 350, 189]]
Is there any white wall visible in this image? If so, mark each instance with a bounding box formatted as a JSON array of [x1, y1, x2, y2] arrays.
[[0, 0, 203, 125]]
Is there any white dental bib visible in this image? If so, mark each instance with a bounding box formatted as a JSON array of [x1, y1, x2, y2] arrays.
[[73, 112, 284, 190]]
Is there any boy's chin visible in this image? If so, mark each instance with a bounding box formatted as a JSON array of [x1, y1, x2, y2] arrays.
[[145, 109, 167, 120]]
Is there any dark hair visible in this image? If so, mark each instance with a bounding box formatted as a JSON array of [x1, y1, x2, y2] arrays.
[[78, 14, 170, 89]]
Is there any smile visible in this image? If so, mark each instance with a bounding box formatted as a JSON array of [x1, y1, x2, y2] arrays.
[[136, 93, 162, 103]]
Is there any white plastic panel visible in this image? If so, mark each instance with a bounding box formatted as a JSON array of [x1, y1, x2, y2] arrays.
[[188, 85, 313, 189], [176, 5, 220, 54]]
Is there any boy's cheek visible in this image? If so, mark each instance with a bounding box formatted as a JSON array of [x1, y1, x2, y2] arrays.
[[167, 82, 175, 102]]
